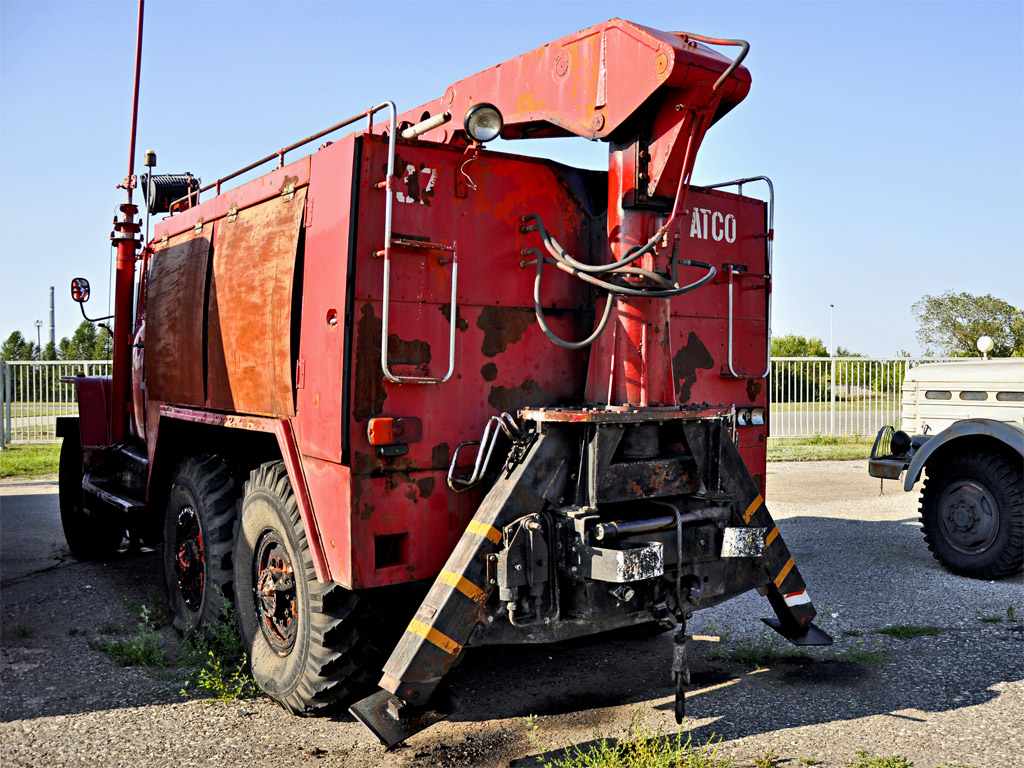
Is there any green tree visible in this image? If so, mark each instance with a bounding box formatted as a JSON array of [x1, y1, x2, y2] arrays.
[[912, 291, 1023, 357], [57, 321, 113, 360], [771, 334, 829, 358], [1, 331, 35, 361]]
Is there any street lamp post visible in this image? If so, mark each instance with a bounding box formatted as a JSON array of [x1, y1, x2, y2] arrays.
[[34, 320, 42, 354]]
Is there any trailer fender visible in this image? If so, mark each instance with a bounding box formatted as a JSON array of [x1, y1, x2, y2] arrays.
[[904, 418, 1024, 491], [156, 406, 331, 583]]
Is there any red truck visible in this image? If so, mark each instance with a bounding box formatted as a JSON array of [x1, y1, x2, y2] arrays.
[[60, 10, 830, 745]]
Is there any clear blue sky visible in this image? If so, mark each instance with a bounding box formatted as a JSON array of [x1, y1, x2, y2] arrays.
[[2, 0, 1021, 356]]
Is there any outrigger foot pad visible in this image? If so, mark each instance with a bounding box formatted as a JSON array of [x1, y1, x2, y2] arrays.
[[349, 685, 460, 749], [761, 618, 834, 646]]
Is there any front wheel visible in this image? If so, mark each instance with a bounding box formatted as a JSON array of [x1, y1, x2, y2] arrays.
[[234, 461, 389, 714], [919, 450, 1023, 580]]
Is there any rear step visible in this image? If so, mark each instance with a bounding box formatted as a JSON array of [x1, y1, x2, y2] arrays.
[[82, 475, 146, 513]]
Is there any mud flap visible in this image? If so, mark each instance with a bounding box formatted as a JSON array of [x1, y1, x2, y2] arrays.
[[681, 421, 833, 646]]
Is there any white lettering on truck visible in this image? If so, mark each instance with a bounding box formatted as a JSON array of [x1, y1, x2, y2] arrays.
[[689, 208, 736, 243]]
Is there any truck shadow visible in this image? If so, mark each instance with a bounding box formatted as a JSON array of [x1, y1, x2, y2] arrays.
[[444, 514, 1022, 756]]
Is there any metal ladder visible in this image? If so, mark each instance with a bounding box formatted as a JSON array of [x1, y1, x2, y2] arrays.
[[373, 101, 458, 385]]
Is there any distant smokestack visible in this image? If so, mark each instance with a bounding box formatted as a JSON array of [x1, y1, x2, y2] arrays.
[[49, 286, 55, 347]]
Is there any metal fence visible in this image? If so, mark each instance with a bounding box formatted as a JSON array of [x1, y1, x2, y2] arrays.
[[1, 360, 112, 446], [0, 356, 963, 447], [769, 356, 959, 438]]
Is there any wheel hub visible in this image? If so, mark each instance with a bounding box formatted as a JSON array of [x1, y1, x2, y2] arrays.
[[174, 506, 204, 610], [940, 480, 999, 554], [254, 531, 298, 654]]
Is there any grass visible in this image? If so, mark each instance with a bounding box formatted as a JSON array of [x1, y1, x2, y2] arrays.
[[799, 758, 820, 766], [871, 625, 940, 640], [835, 641, 890, 666], [526, 713, 733, 768], [710, 631, 812, 669], [768, 436, 874, 462], [0, 442, 61, 478], [847, 750, 912, 768]]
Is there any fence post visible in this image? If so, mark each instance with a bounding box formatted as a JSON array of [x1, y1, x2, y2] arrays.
[[4, 362, 11, 448], [0, 362, 6, 450], [829, 357, 837, 436]]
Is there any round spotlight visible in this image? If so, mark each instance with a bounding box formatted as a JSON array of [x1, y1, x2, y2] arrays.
[[977, 335, 994, 356], [890, 430, 912, 456], [464, 103, 503, 143]]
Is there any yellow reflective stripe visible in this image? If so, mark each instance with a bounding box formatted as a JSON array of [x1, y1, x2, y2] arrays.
[[774, 557, 795, 589], [407, 619, 462, 655], [743, 494, 763, 524], [467, 519, 502, 544], [765, 526, 779, 547], [438, 569, 486, 603]]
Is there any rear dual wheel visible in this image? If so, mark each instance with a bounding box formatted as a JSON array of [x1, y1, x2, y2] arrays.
[[163, 455, 240, 633], [234, 461, 391, 714]]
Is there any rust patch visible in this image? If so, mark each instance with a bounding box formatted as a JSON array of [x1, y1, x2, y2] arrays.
[[404, 486, 419, 504], [752, 473, 765, 495], [387, 334, 431, 371], [673, 331, 714, 403], [352, 451, 377, 476], [278, 175, 299, 195], [440, 304, 469, 332], [359, 502, 375, 520], [476, 306, 536, 357], [480, 362, 498, 382], [416, 476, 435, 499], [388, 154, 436, 206], [432, 442, 451, 469], [487, 379, 555, 413], [354, 303, 387, 422], [746, 378, 763, 402]]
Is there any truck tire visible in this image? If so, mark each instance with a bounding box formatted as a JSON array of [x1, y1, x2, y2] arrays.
[[163, 455, 240, 633], [920, 450, 1024, 580], [234, 461, 387, 714], [58, 433, 124, 560]]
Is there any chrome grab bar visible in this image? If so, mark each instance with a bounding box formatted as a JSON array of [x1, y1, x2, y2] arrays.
[[701, 176, 773, 379]]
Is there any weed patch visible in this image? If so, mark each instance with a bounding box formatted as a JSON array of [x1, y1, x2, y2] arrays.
[[871, 625, 940, 640], [799, 757, 820, 766], [12, 622, 34, 638], [979, 616, 1002, 624], [526, 713, 733, 768], [179, 602, 258, 702], [847, 749, 912, 768], [90, 602, 169, 667], [754, 746, 780, 768]]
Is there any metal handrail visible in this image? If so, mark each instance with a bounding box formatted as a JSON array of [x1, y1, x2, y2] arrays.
[[168, 102, 398, 211], [700, 176, 774, 378]]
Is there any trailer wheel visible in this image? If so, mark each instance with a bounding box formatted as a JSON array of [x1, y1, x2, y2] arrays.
[[920, 450, 1024, 580], [163, 455, 240, 633], [58, 433, 124, 560], [234, 461, 387, 714]]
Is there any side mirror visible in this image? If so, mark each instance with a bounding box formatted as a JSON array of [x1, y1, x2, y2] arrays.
[[71, 277, 91, 303]]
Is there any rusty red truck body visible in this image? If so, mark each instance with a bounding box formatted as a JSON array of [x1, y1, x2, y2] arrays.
[[60, 13, 830, 745]]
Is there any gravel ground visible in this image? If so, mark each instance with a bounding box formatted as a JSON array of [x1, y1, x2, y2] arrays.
[[1, 461, 1021, 768]]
